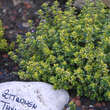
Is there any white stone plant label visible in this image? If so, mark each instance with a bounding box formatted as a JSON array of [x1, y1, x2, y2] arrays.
[[0, 82, 69, 110]]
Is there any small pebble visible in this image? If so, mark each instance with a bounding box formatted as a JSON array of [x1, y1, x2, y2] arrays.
[[95, 102, 102, 107], [82, 105, 88, 110], [75, 100, 81, 107], [22, 22, 29, 28], [76, 96, 80, 100], [76, 106, 82, 110], [88, 105, 95, 110], [72, 98, 76, 103]]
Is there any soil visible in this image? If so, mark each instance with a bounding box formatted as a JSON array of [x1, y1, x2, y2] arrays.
[[0, 0, 110, 110]]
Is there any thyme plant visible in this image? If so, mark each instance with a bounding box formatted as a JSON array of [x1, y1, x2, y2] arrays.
[[9, 0, 110, 101]]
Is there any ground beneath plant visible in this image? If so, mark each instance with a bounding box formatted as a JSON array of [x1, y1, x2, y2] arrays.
[[0, 1, 110, 110]]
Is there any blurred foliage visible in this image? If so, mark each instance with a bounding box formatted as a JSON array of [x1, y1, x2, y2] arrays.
[[0, 20, 14, 52], [0, 20, 8, 51]]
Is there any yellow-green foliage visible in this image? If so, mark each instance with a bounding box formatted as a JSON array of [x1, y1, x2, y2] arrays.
[[0, 20, 8, 51], [9, 0, 110, 101], [69, 101, 76, 110], [0, 20, 15, 52]]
